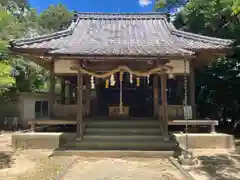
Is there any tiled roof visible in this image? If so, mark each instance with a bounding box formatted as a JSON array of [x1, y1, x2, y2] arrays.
[[10, 13, 234, 57]]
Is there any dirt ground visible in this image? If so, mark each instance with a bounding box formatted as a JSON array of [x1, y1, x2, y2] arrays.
[[0, 132, 186, 180], [63, 157, 185, 180], [0, 132, 72, 180], [1, 132, 240, 180]]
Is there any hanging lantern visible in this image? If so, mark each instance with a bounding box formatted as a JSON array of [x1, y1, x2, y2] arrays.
[[110, 74, 115, 86], [105, 79, 109, 88], [129, 73, 133, 84], [90, 75, 95, 89], [136, 77, 140, 87]]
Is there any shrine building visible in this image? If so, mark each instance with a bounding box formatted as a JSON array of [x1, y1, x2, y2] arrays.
[[9, 13, 235, 151]]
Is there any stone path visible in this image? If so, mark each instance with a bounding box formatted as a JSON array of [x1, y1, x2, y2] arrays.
[[62, 157, 186, 180]]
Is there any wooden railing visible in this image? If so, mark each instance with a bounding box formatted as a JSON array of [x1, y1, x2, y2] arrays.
[[53, 104, 186, 119], [53, 104, 86, 118], [159, 105, 184, 119]]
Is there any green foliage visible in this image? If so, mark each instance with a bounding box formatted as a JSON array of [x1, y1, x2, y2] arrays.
[[0, 61, 15, 89], [174, 0, 240, 41], [174, 0, 240, 122], [0, 3, 74, 97], [38, 4, 73, 33], [156, 0, 177, 7]]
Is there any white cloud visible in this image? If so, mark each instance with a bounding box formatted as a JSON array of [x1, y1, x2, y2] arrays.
[[139, 0, 152, 7]]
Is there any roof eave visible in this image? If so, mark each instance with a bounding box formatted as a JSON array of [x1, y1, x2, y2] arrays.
[[9, 17, 79, 47], [46, 52, 196, 60]]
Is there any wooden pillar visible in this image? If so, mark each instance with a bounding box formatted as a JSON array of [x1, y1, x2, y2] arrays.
[[49, 61, 55, 118], [153, 75, 159, 117], [189, 61, 196, 119], [86, 76, 91, 116], [60, 78, 66, 104], [76, 70, 83, 140], [160, 74, 169, 139], [95, 78, 100, 115]]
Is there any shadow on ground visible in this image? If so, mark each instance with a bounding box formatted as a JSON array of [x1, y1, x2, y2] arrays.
[[192, 154, 240, 180], [0, 152, 14, 169]]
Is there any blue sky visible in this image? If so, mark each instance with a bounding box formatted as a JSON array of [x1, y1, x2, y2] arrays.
[[28, 0, 155, 13]]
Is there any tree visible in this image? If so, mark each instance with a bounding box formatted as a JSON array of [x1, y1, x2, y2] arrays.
[[174, 0, 240, 129], [0, 6, 46, 95], [155, 0, 188, 13], [38, 4, 73, 33], [0, 62, 15, 90], [0, 3, 75, 97]]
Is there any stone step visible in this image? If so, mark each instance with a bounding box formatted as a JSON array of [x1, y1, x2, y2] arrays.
[[64, 140, 178, 151], [52, 150, 174, 158], [85, 128, 161, 135], [83, 135, 165, 141], [85, 120, 160, 128]]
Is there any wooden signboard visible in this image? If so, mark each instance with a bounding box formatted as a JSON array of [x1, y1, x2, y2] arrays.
[[109, 106, 129, 117]]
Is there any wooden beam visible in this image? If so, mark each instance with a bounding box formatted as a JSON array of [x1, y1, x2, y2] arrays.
[[82, 59, 170, 65], [85, 76, 91, 116], [49, 59, 55, 118], [55, 54, 195, 61], [160, 74, 169, 140], [71, 62, 173, 74], [153, 75, 159, 116], [76, 70, 83, 141], [81, 63, 169, 72]]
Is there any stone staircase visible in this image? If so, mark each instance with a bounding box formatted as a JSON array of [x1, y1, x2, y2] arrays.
[[62, 119, 179, 151]]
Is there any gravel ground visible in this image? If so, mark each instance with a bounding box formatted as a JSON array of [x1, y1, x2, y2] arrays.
[[63, 157, 186, 180]]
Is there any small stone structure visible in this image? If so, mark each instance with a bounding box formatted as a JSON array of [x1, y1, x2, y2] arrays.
[[174, 133, 235, 150]]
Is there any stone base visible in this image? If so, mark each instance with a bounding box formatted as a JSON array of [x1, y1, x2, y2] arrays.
[[12, 132, 235, 152], [11, 132, 75, 150], [174, 133, 235, 150]]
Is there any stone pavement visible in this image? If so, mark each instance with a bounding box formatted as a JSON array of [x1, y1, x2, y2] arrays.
[[62, 157, 186, 180]]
